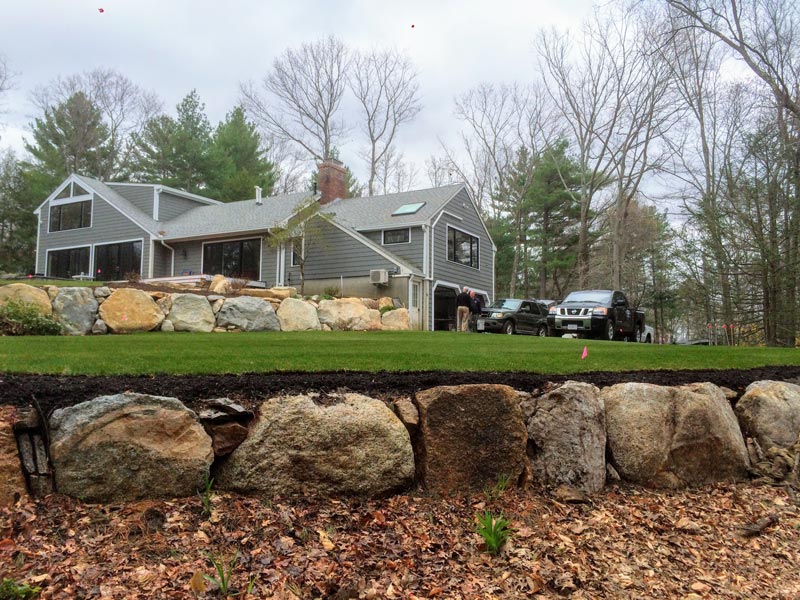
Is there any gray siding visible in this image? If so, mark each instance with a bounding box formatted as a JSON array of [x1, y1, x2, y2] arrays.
[[361, 226, 424, 271], [171, 241, 203, 276], [152, 242, 173, 278], [432, 187, 494, 294], [285, 218, 396, 283], [159, 192, 207, 221], [108, 185, 154, 217], [261, 242, 279, 287], [38, 193, 150, 278]]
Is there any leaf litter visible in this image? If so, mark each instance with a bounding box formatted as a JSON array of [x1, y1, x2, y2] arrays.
[[2, 482, 799, 599]]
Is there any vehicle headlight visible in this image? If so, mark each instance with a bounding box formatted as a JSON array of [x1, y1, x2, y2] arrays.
[[548, 306, 557, 314], [592, 307, 607, 315], [492, 312, 504, 318]]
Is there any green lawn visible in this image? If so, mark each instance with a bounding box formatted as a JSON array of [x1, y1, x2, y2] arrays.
[[0, 279, 97, 288], [1, 331, 799, 375]]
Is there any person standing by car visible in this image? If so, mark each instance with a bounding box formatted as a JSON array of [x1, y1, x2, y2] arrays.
[[456, 286, 471, 332], [469, 290, 483, 332]]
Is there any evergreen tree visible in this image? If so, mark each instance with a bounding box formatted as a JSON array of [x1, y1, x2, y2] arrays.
[[206, 106, 277, 202], [130, 90, 213, 194], [24, 91, 112, 179]]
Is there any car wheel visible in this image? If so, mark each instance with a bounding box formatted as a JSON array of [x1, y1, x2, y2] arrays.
[[537, 325, 547, 337], [606, 320, 616, 341], [503, 320, 515, 335]]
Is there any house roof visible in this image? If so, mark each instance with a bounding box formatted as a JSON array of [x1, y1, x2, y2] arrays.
[[320, 183, 464, 230], [160, 191, 312, 241], [74, 175, 162, 235]]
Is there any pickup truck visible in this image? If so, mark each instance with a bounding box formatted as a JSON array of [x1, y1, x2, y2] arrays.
[[546, 289, 645, 341]]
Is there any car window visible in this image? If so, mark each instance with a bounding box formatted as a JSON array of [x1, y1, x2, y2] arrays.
[[488, 299, 522, 310], [563, 291, 612, 304], [520, 302, 531, 313], [533, 303, 545, 316]]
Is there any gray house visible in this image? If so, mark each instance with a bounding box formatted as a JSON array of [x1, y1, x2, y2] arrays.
[[34, 160, 495, 330]]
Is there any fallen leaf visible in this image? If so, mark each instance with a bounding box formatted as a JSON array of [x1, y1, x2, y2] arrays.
[[691, 581, 711, 593], [189, 571, 206, 595], [317, 529, 335, 551]]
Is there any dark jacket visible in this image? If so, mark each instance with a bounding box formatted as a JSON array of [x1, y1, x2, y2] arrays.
[[470, 295, 483, 314], [456, 291, 471, 308]]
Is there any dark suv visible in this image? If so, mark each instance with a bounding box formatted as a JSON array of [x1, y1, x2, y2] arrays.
[[477, 298, 551, 335]]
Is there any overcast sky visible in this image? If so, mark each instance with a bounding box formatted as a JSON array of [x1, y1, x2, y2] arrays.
[[0, 0, 599, 186]]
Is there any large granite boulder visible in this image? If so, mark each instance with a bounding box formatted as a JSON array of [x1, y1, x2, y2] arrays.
[[522, 381, 606, 493], [51, 287, 98, 335], [415, 384, 529, 494], [208, 274, 230, 294], [216, 296, 280, 331], [49, 393, 213, 502], [215, 393, 414, 497], [603, 383, 749, 488], [0, 407, 27, 506], [318, 299, 382, 331], [382, 308, 411, 330], [98, 288, 164, 333], [276, 297, 321, 331], [240, 286, 296, 300], [736, 380, 800, 449], [165, 293, 215, 332], [0, 283, 52, 315]]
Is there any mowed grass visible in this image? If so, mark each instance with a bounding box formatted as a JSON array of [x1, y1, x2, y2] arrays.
[[2, 330, 800, 375]]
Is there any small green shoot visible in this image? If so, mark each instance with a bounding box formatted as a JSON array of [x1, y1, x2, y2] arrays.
[[204, 552, 237, 596], [0, 578, 41, 599], [198, 473, 214, 517], [484, 473, 511, 502], [475, 510, 512, 555]]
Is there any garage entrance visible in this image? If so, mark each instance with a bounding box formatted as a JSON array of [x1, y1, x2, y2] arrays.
[[433, 285, 458, 331]]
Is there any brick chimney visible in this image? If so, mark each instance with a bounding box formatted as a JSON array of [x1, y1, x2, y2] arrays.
[[317, 158, 347, 204]]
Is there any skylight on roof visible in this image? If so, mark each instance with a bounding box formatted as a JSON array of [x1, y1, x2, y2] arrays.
[[392, 202, 425, 216]]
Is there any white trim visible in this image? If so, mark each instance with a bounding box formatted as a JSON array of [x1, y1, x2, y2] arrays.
[[35, 212, 42, 273], [156, 184, 221, 205], [431, 279, 461, 330], [382, 227, 411, 245], [148, 237, 155, 279], [44, 243, 92, 278], [422, 224, 430, 277], [446, 224, 481, 271], [432, 279, 462, 292], [50, 193, 92, 207], [200, 235, 263, 279], [439, 210, 463, 222], [47, 196, 93, 234], [290, 236, 304, 267], [153, 188, 160, 220], [92, 237, 145, 281], [278, 242, 286, 285], [35, 176, 75, 213], [355, 221, 428, 232]]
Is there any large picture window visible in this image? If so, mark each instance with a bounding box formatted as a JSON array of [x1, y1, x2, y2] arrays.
[[203, 238, 260, 280], [47, 247, 90, 279], [94, 241, 142, 281], [49, 200, 92, 232], [447, 226, 480, 269]]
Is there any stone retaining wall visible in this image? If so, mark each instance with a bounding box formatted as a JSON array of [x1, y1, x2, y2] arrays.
[[0, 283, 410, 334], [2, 379, 798, 505]]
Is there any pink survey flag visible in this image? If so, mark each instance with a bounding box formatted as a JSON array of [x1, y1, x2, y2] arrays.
[[581, 346, 588, 360]]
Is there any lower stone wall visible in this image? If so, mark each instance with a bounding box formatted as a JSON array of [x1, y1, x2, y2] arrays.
[[0, 282, 410, 334], [2, 379, 799, 505]]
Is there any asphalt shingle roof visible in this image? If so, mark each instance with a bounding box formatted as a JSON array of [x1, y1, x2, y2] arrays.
[[75, 175, 160, 234], [160, 191, 313, 240]]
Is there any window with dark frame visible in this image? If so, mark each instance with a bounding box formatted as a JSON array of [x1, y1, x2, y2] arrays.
[[94, 241, 142, 281], [202, 238, 260, 280], [383, 228, 410, 245], [447, 226, 480, 269], [49, 200, 92, 232], [47, 247, 90, 279], [291, 238, 303, 266]]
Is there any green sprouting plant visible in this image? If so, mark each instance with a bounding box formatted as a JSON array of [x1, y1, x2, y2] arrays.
[[0, 577, 41, 599], [198, 473, 214, 517], [484, 473, 512, 502], [475, 510, 512, 556], [204, 552, 237, 596], [379, 305, 397, 315], [323, 286, 340, 298], [0, 300, 62, 336]]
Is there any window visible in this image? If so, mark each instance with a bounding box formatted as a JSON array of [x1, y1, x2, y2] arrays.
[[47, 247, 90, 279], [94, 241, 142, 281], [382, 228, 410, 245], [203, 238, 260, 280], [291, 238, 303, 266], [392, 202, 425, 216], [49, 200, 92, 232], [447, 226, 480, 269]]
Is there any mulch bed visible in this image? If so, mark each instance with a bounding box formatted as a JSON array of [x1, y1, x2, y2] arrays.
[[2, 366, 800, 417]]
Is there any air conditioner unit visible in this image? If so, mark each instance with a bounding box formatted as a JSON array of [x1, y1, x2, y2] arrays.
[[370, 269, 389, 285]]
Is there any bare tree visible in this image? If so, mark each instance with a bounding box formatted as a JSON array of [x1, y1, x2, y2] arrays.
[[425, 155, 458, 187], [373, 145, 419, 194], [31, 68, 161, 178], [0, 55, 12, 136], [241, 36, 350, 162], [350, 47, 421, 195]]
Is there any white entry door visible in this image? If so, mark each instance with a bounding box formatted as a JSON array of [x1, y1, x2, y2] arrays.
[[411, 281, 422, 329]]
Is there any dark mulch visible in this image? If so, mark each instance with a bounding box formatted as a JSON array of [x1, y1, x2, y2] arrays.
[[3, 366, 800, 417]]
